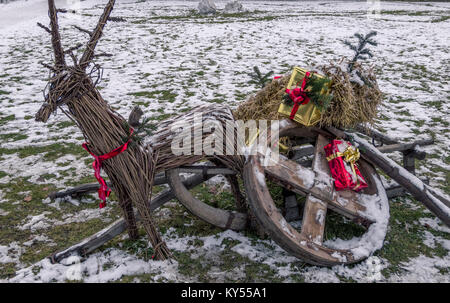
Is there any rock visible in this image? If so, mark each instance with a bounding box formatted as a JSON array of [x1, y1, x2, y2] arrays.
[[224, 1, 245, 14], [198, 0, 217, 15]]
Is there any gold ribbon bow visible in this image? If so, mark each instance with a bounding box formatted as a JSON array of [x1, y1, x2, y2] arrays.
[[341, 145, 360, 163], [326, 145, 360, 163]]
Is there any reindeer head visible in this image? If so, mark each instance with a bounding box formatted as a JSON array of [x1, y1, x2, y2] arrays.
[[36, 70, 73, 122], [35, 0, 116, 123]]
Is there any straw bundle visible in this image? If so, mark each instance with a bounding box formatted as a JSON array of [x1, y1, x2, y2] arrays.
[[233, 59, 382, 129], [233, 75, 290, 122], [317, 59, 383, 128]]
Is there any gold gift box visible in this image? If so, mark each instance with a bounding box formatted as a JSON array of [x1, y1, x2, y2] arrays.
[[278, 67, 330, 127]]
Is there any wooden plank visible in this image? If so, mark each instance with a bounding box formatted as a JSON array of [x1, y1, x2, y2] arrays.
[[177, 166, 236, 175], [291, 145, 315, 161], [300, 195, 327, 244], [355, 125, 398, 145], [377, 139, 433, 154], [263, 155, 373, 224], [300, 135, 329, 244], [48, 172, 167, 199], [385, 184, 407, 199], [48, 165, 235, 201]]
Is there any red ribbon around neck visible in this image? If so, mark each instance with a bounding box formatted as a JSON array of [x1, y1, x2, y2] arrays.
[[285, 71, 311, 120], [82, 129, 134, 209]]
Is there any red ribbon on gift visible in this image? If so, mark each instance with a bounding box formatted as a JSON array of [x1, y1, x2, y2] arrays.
[[82, 129, 134, 208], [285, 71, 311, 120]]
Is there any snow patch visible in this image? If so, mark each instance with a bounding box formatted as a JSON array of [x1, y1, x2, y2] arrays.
[[325, 173, 389, 260]]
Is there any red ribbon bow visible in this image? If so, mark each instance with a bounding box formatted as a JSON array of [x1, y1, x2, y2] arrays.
[[82, 129, 134, 208], [285, 71, 311, 120]]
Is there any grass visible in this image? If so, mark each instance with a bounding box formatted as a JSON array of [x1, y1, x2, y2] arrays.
[[0, 142, 86, 160], [377, 199, 450, 277], [430, 16, 450, 23], [130, 10, 272, 25], [0, 114, 15, 126], [0, 171, 122, 279], [0, 132, 28, 141], [56, 121, 76, 129], [128, 90, 178, 103]]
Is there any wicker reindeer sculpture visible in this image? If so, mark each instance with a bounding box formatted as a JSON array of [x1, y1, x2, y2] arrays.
[[35, 0, 244, 260]]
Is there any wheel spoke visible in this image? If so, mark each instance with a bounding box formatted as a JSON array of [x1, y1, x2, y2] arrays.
[[300, 135, 329, 244], [301, 194, 327, 244], [262, 138, 375, 225]]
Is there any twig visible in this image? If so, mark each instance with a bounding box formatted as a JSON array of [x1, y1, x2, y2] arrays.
[[79, 0, 116, 70], [94, 52, 113, 58], [67, 51, 79, 67], [64, 43, 83, 54], [48, 0, 66, 69], [37, 22, 51, 34], [108, 16, 126, 22], [73, 25, 93, 36], [40, 62, 56, 72]]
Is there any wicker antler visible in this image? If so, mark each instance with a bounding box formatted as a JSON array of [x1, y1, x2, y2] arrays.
[[40, 0, 116, 72], [47, 0, 66, 70], [79, 0, 115, 70]]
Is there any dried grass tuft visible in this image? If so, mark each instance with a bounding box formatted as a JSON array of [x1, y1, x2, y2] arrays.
[[317, 58, 383, 128], [233, 75, 290, 122]]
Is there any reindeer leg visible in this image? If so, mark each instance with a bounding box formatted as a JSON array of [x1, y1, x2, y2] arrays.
[[118, 197, 139, 240]]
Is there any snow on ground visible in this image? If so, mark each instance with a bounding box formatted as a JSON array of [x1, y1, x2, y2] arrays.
[[0, 0, 449, 282]]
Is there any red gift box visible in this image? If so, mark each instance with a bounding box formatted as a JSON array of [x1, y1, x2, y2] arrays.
[[324, 139, 368, 192]]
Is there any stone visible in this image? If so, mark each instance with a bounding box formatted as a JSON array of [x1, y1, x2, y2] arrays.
[[224, 1, 245, 14], [198, 0, 217, 15]]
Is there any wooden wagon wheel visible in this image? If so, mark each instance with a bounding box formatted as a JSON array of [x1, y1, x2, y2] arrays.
[[166, 164, 248, 231], [243, 120, 390, 266]]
